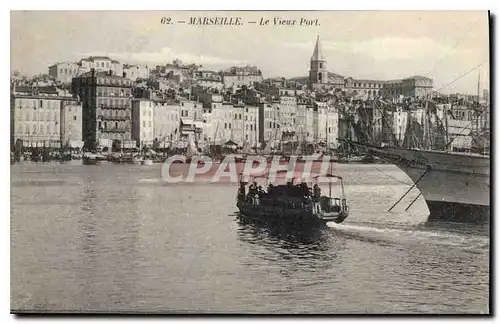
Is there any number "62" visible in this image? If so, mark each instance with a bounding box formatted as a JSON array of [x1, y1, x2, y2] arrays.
[[161, 17, 172, 25]]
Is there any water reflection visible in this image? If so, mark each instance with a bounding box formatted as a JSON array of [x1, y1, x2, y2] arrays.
[[235, 215, 345, 266], [80, 180, 98, 254], [235, 215, 326, 245], [78, 179, 100, 310]]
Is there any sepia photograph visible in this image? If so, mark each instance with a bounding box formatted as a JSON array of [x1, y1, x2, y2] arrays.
[[10, 10, 491, 314]]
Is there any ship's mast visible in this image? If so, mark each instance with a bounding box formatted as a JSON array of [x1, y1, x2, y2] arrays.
[[325, 108, 329, 153], [444, 100, 449, 151], [477, 71, 481, 132]]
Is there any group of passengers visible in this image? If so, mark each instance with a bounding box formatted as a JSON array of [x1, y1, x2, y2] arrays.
[[238, 180, 322, 206]]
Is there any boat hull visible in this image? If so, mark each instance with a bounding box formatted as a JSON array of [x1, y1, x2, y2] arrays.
[[237, 202, 323, 227], [237, 201, 348, 226], [355, 143, 490, 223], [426, 200, 490, 223]]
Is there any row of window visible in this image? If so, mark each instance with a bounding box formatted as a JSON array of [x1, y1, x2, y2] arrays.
[[101, 132, 131, 140], [97, 98, 131, 108], [180, 110, 203, 119], [15, 124, 59, 135], [16, 110, 60, 122], [98, 121, 129, 130], [156, 113, 179, 121], [96, 88, 131, 97], [60, 68, 78, 75], [353, 82, 383, 88], [99, 109, 130, 118], [16, 99, 60, 109]]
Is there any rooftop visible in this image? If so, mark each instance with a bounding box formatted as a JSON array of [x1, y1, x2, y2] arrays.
[[403, 75, 432, 81], [77, 71, 131, 80]]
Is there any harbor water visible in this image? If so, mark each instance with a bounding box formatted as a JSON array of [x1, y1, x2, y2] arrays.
[[11, 163, 490, 314]]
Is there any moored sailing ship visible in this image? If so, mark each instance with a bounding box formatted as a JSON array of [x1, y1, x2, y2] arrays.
[[348, 94, 490, 223]]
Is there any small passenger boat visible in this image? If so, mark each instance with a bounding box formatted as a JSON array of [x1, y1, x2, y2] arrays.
[[236, 168, 349, 226]]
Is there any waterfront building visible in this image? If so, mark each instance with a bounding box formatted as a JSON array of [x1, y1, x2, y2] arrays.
[[71, 69, 134, 150], [179, 100, 205, 141], [60, 101, 84, 148], [241, 105, 260, 147], [132, 99, 155, 147], [280, 96, 298, 129], [208, 103, 234, 145], [10, 87, 82, 149], [326, 108, 339, 149], [153, 101, 181, 148], [305, 106, 316, 143], [295, 103, 308, 140], [258, 102, 274, 145]]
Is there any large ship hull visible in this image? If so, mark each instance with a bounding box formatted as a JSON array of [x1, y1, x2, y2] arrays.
[[353, 143, 490, 223]]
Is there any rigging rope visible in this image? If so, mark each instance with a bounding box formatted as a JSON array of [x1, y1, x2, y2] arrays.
[[435, 59, 489, 93], [372, 165, 414, 186], [424, 20, 480, 77]]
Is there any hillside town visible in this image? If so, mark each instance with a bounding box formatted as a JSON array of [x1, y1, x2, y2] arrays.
[[10, 36, 490, 162]]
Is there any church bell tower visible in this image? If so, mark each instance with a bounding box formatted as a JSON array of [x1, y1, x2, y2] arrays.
[[309, 35, 328, 88]]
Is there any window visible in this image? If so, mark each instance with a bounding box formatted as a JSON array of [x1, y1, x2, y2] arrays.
[[73, 116, 77, 121], [148, 121, 152, 127], [115, 122, 118, 128]]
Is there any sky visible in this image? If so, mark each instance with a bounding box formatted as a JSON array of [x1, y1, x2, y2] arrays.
[[11, 11, 490, 94]]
